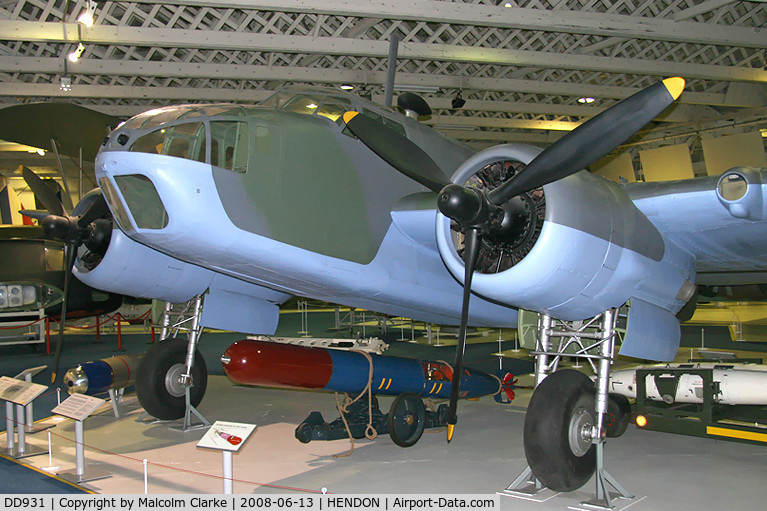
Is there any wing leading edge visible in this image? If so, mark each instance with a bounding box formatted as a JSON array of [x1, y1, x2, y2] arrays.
[[629, 166, 767, 286]]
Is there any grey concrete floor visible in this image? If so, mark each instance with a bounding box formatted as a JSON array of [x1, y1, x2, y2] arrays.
[[5, 374, 767, 510]]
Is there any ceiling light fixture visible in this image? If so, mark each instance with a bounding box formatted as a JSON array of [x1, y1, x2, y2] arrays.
[[393, 84, 440, 93], [578, 97, 595, 104], [60, 76, 72, 92], [67, 43, 85, 63], [339, 84, 354, 91], [77, 0, 97, 28]]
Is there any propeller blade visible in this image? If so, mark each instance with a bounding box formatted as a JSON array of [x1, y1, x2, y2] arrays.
[[51, 243, 77, 384], [446, 227, 481, 443], [21, 166, 66, 216], [76, 193, 109, 228], [343, 111, 450, 193], [488, 77, 685, 205], [19, 210, 52, 221]]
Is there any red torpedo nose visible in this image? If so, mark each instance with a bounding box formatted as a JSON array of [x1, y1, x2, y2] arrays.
[[222, 339, 334, 390]]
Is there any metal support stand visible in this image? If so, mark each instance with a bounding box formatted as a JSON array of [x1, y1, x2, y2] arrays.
[[504, 466, 545, 496], [577, 309, 633, 510], [13, 402, 48, 458], [13, 366, 49, 433], [107, 388, 125, 418], [4, 401, 14, 456], [57, 420, 111, 484], [176, 386, 211, 431], [222, 450, 233, 494], [141, 296, 210, 431], [505, 309, 633, 509], [298, 299, 309, 337]]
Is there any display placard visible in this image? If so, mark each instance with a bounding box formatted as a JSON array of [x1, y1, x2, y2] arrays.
[[0, 375, 47, 406], [197, 421, 256, 452], [52, 393, 105, 421]]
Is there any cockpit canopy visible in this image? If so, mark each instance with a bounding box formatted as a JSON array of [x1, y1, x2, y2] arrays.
[[100, 87, 409, 175]]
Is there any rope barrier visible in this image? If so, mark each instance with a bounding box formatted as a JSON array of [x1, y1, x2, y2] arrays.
[[0, 318, 45, 330]]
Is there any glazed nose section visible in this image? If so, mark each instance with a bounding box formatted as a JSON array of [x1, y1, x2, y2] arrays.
[[99, 174, 169, 232]]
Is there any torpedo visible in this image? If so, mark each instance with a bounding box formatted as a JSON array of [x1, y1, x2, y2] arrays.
[[64, 354, 141, 396], [220, 339, 503, 447], [220, 339, 501, 399]]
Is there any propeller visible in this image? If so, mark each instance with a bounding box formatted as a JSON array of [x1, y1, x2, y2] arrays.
[[344, 77, 685, 442], [20, 168, 112, 383]]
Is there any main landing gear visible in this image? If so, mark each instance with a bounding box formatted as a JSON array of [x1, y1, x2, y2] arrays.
[[135, 296, 210, 430], [506, 309, 633, 510]]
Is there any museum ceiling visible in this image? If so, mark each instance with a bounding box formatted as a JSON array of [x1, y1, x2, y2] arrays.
[[0, 0, 765, 181]]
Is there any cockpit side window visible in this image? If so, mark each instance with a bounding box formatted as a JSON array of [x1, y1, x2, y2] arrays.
[[283, 95, 323, 116], [317, 98, 352, 123], [130, 122, 205, 160], [210, 121, 249, 173]]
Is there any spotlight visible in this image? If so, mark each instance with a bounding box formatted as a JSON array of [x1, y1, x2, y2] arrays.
[[451, 92, 466, 109], [77, 0, 96, 28], [67, 43, 85, 63], [60, 76, 72, 92], [339, 84, 354, 91]]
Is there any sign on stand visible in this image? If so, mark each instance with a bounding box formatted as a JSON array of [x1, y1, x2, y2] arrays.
[[198, 421, 257, 494], [0, 376, 48, 458], [53, 394, 112, 484]]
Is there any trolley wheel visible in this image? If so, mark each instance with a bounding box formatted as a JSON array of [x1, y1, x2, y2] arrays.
[[523, 369, 596, 492], [605, 393, 631, 438], [135, 337, 208, 420], [387, 392, 426, 447], [295, 423, 313, 444]]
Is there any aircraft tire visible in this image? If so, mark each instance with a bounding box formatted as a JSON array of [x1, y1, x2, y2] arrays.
[[388, 392, 426, 447], [605, 393, 631, 438], [523, 369, 596, 492], [135, 337, 208, 420]]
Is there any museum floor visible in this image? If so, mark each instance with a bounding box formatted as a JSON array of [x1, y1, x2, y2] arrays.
[[2, 373, 767, 510], [1, 308, 766, 509]]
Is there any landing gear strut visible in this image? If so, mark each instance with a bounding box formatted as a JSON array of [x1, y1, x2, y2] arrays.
[[136, 296, 210, 430], [506, 309, 633, 510]]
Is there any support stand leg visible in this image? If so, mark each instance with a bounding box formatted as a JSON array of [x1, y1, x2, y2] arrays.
[[222, 450, 233, 494], [578, 310, 633, 510], [4, 401, 15, 456], [178, 387, 211, 432], [503, 466, 545, 496], [14, 403, 47, 459], [57, 420, 111, 484], [505, 314, 551, 496]]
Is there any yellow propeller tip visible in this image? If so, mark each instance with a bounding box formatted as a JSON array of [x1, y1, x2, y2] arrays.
[[343, 111, 359, 124], [50, 373, 56, 384], [662, 77, 685, 100], [447, 423, 455, 443]]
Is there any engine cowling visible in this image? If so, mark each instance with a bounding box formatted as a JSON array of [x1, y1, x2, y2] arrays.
[[435, 144, 696, 322]]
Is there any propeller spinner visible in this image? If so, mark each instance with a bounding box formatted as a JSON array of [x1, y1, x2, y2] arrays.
[[344, 77, 685, 442]]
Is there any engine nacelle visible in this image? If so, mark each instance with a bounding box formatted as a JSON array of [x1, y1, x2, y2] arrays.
[[74, 228, 214, 303], [435, 144, 696, 322]]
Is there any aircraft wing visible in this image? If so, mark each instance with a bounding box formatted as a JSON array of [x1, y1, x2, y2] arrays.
[[0, 103, 121, 161], [628, 167, 767, 286]]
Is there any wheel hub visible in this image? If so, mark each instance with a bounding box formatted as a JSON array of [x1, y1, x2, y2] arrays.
[[569, 406, 594, 457], [165, 363, 190, 398]]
